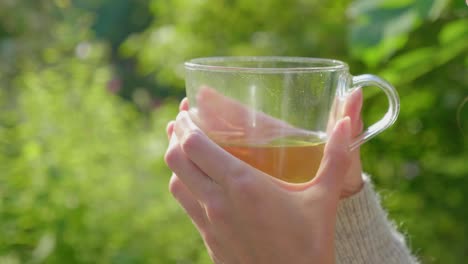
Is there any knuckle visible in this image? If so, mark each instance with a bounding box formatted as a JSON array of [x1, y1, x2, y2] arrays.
[[323, 148, 352, 175], [224, 159, 248, 181], [228, 174, 261, 205], [226, 163, 242, 177], [326, 142, 349, 160], [180, 129, 205, 154], [230, 173, 256, 195], [203, 181, 219, 199]]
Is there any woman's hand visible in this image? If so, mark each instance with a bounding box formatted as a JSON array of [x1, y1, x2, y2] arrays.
[[165, 110, 352, 264], [176, 87, 365, 198]]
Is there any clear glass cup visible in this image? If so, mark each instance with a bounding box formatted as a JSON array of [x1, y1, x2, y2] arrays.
[[184, 56, 399, 183]]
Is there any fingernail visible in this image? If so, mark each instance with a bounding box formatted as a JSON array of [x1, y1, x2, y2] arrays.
[[179, 98, 189, 111], [347, 87, 363, 113], [334, 116, 349, 132], [175, 111, 200, 141], [342, 116, 351, 142], [166, 121, 175, 139]]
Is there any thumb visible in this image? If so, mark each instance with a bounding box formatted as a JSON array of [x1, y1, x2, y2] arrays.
[[309, 117, 352, 195]]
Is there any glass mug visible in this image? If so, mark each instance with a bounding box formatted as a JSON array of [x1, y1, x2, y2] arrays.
[[184, 57, 399, 183]]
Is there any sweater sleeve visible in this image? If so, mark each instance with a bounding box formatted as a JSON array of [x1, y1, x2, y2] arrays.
[[334, 174, 418, 264]]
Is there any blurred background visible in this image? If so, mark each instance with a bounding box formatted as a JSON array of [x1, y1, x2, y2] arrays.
[[0, 0, 467, 263]]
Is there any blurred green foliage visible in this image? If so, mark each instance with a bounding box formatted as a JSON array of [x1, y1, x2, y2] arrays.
[[0, 1, 204, 263], [0, 0, 467, 263]]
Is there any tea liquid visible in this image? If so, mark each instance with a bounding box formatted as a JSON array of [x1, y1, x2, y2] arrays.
[[218, 137, 325, 183]]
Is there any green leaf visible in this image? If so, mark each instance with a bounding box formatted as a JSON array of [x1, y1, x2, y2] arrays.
[[427, 0, 450, 20], [439, 19, 468, 45], [380, 47, 437, 84], [349, 3, 418, 66], [348, 0, 451, 66]]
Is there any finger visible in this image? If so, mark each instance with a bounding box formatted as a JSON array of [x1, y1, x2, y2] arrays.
[[196, 86, 245, 116], [196, 86, 277, 125], [326, 96, 341, 134], [343, 88, 363, 136], [196, 86, 294, 138], [174, 111, 245, 187], [196, 86, 250, 132], [169, 174, 207, 231], [166, 121, 175, 139], [179, 97, 189, 111], [310, 117, 352, 193], [165, 133, 219, 201]]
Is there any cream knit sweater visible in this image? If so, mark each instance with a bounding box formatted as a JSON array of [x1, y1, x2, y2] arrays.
[[335, 176, 419, 263]]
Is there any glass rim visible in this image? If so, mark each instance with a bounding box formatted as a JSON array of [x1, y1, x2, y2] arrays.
[[184, 56, 349, 73]]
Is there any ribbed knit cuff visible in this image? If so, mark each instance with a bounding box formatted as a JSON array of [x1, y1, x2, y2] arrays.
[[334, 175, 418, 264]]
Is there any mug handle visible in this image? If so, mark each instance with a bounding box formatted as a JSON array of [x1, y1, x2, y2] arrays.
[[349, 74, 400, 150]]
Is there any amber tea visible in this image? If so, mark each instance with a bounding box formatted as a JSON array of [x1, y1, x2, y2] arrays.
[[218, 136, 326, 184]]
